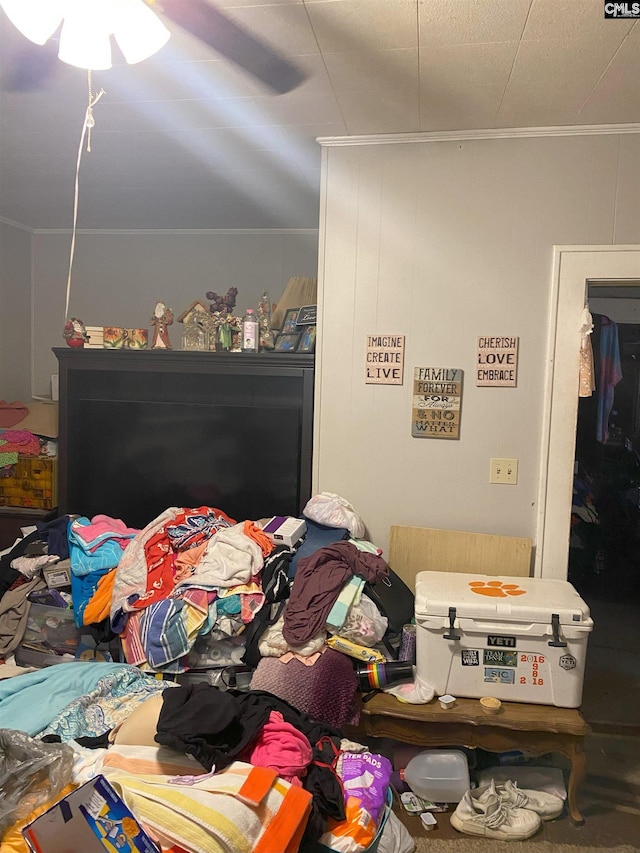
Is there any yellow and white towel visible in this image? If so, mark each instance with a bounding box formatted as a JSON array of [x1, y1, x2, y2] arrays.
[[103, 759, 312, 853]]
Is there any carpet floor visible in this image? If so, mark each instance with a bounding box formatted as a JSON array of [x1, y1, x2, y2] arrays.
[[393, 732, 640, 853], [411, 840, 637, 853], [396, 800, 640, 853]]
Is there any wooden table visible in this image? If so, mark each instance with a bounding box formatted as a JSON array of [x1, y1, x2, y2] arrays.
[[349, 693, 591, 824]]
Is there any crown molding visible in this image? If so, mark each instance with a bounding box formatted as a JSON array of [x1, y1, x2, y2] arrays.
[[317, 123, 640, 147], [32, 227, 319, 236]]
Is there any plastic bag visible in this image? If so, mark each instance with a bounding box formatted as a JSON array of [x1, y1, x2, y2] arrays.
[[0, 728, 74, 838], [318, 752, 392, 853], [377, 808, 416, 853], [303, 493, 365, 538], [336, 594, 388, 646], [339, 752, 392, 825]]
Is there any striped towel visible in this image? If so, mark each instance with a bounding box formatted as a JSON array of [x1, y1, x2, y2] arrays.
[[103, 760, 312, 853]]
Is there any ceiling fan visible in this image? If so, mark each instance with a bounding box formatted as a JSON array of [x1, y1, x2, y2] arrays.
[[0, 0, 306, 94]]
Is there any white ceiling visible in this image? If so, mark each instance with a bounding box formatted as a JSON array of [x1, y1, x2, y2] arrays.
[[0, 0, 639, 231]]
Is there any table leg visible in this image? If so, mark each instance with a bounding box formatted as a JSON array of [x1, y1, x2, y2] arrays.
[[566, 737, 586, 825]]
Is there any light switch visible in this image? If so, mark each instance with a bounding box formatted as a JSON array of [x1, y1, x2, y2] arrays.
[[490, 458, 518, 484]]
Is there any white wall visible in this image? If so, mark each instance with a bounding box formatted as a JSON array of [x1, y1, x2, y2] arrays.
[[31, 229, 318, 396], [315, 131, 640, 561], [0, 220, 32, 401]]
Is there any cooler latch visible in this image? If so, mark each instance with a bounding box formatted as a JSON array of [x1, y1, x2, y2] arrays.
[[443, 607, 461, 641], [547, 613, 567, 648]]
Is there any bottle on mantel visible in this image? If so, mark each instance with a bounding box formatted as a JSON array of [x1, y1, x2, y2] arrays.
[[241, 308, 259, 353]]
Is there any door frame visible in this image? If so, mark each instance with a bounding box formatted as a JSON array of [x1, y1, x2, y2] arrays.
[[536, 245, 640, 579]]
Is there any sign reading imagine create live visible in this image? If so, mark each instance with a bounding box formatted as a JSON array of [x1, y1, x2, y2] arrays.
[[412, 367, 463, 439], [365, 334, 405, 384], [476, 336, 519, 387]]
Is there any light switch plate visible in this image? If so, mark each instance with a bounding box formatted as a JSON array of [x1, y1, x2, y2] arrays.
[[490, 457, 518, 484]]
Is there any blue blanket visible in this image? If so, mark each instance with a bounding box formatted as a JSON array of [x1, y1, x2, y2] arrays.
[[0, 662, 140, 735]]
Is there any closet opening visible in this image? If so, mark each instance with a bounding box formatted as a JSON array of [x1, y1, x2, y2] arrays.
[[571, 280, 640, 730]]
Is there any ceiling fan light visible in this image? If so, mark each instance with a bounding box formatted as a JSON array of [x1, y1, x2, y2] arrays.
[[0, 0, 64, 44], [112, 0, 170, 65], [58, 14, 113, 70]]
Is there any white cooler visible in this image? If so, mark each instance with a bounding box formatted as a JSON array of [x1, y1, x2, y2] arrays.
[[415, 571, 594, 708]]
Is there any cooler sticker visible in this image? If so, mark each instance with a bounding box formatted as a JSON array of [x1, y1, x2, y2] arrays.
[[559, 653, 577, 671], [487, 635, 516, 648], [483, 649, 518, 667], [484, 667, 515, 684], [461, 649, 480, 666], [469, 580, 526, 597], [518, 654, 545, 687]]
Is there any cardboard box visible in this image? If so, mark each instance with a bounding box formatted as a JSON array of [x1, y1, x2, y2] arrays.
[[415, 571, 593, 708], [43, 559, 71, 589], [262, 515, 306, 549], [23, 775, 159, 853], [18, 402, 58, 438]]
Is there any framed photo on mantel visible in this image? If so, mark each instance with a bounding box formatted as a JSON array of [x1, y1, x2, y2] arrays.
[[274, 332, 301, 352], [297, 325, 316, 353], [281, 309, 300, 334]]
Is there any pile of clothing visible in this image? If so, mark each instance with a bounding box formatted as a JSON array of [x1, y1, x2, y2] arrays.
[[0, 400, 57, 472], [0, 662, 398, 853], [0, 492, 420, 852]]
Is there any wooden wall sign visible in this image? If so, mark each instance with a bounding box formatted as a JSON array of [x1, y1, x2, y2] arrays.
[[412, 367, 463, 439], [476, 336, 519, 386], [366, 334, 405, 384]]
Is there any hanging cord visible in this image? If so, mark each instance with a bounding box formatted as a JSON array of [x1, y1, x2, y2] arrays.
[[63, 70, 105, 324]]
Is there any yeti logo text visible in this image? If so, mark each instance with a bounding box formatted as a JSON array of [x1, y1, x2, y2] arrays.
[[604, 2, 640, 16]]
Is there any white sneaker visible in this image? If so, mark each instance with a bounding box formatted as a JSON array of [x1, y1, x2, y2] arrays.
[[498, 779, 564, 820], [451, 789, 541, 840], [475, 779, 564, 821]]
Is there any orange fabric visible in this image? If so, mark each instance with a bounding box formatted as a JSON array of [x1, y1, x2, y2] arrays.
[[83, 568, 117, 625], [237, 764, 278, 806], [243, 520, 274, 556], [130, 528, 176, 609], [4, 783, 77, 853], [253, 781, 313, 853], [173, 540, 207, 572]]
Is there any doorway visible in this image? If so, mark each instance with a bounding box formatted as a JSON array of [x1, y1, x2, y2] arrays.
[[572, 293, 640, 728], [540, 246, 640, 729], [571, 289, 640, 600], [537, 246, 640, 578]]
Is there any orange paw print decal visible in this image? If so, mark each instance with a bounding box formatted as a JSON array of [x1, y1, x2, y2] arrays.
[[469, 580, 527, 597]]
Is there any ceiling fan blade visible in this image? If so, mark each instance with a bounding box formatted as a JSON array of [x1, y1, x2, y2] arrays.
[[156, 0, 306, 94]]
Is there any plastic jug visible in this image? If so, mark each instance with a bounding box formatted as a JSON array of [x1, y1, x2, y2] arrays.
[[401, 749, 470, 803]]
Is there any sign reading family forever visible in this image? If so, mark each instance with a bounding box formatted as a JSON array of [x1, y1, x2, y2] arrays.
[[476, 336, 519, 386], [412, 367, 463, 439], [365, 334, 405, 384]]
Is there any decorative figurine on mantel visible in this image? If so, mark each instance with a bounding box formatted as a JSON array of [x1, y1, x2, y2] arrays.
[[177, 300, 217, 351], [258, 290, 275, 350], [63, 317, 89, 348], [214, 312, 242, 351], [150, 301, 174, 349], [206, 287, 238, 317]]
